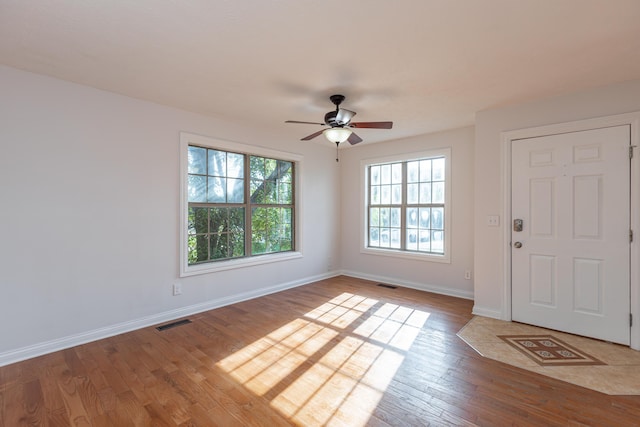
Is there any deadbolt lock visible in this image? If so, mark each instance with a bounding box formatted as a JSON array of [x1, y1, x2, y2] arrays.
[[513, 219, 523, 232]]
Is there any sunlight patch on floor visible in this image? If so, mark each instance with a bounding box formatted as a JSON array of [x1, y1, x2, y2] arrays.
[[216, 292, 430, 426]]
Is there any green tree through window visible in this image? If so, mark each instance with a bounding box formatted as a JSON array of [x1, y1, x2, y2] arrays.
[[187, 146, 294, 264]]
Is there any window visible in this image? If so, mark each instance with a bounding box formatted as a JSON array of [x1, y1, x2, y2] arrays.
[[180, 133, 301, 276], [362, 148, 451, 263]]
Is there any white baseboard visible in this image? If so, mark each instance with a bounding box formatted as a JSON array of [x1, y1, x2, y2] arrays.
[[340, 270, 474, 300], [0, 271, 340, 367], [471, 305, 503, 319]]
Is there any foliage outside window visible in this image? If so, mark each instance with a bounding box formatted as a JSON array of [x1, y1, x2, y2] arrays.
[[187, 145, 294, 265], [364, 149, 450, 262]]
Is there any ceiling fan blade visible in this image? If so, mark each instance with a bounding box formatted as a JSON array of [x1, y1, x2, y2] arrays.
[[336, 108, 356, 125], [285, 120, 326, 126], [348, 132, 363, 145], [301, 129, 325, 141], [350, 121, 393, 129]]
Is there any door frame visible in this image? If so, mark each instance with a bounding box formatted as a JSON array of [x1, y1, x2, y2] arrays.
[[501, 111, 640, 350]]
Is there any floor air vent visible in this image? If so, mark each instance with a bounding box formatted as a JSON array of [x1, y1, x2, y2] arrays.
[[377, 283, 398, 289], [156, 319, 192, 331]]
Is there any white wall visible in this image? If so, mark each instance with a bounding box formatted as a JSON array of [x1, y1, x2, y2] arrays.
[[339, 126, 475, 299], [12, 63, 639, 365], [0, 66, 341, 364], [474, 79, 640, 318]]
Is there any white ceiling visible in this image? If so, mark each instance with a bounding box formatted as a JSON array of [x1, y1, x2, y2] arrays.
[[2, 0, 640, 146]]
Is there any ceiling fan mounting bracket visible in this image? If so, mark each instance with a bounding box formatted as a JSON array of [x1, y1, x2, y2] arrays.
[[329, 94, 345, 108]]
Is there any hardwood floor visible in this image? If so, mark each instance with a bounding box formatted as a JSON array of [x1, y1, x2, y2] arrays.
[[2, 276, 640, 426]]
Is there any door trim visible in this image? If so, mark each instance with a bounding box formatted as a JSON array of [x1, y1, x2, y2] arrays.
[[501, 112, 640, 350]]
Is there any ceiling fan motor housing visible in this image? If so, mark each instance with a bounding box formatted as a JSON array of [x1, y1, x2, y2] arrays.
[[324, 110, 339, 127]]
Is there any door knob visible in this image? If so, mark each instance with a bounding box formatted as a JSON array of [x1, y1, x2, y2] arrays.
[[513, 242, 522, 248]]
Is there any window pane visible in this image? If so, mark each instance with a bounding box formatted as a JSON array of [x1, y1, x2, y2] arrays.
[[250, 180, 265, 203], [390, 228, 401, 248], [227, 178, 244, 203], [208, 150, 226, 177], [392, 163, 402, 184], [431, 208, 444, 229], [188, 175, 207, 202], [369, 228, 379, 246], [407, 183, 418, 204], [380, 228, 390, 247], [390, 208, 401, 227], [280, 163, 292, 182], [406, 208, 418, 228], [419, 182, 431, 204], [419, 208, 430, 228], [189, 234, 209, 263], [265, 158, 277, 176], [229, 207, 245, 229], [251, 207, 291, 255], [432, 158, 445, 181], [381, 185, 391, 204], [251, 207, 267, 255], [207, 177, 226, 203], [264, 180, 277, 203], [370, 166, 380, 185], [188, 146, 207, 174], [419, 159, 432, 182], [380, 164, 391, 184], [432, 182, 445, 204], [189, 207, 208, 234], [391, 184, 402, 204], [407, 161, 419, 183], [370, 207, 380, 227], [210, 233, 228, 259], [431, 230, 444, 253], [278, 182, 292, 204], [227, 153, 244, 178], [209, 208, 227, 233], [418, 230, 431, 252], [380, 208, 390, 227], [407, 230, 418, 250], [279, 208, 293, 251], [281, 240, 292, 251], [250, 156, 265, 180], [371, 186, 380, 204]]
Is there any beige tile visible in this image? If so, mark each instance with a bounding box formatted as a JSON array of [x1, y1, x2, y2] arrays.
[[458, 316, 640, 396]]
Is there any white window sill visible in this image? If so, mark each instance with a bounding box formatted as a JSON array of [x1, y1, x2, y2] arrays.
[[360, 247, 450, 264], [180, 251, 303, 277]]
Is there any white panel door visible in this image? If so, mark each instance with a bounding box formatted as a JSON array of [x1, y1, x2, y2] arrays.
[[511, 125, 631, 344]]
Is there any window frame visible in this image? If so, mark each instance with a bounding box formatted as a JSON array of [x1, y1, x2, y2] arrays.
[[360, 148, 451, 263], [180, 132, 303, 277]]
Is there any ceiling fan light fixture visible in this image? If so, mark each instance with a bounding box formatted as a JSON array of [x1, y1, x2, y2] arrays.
[[323, 127, 352, 144]]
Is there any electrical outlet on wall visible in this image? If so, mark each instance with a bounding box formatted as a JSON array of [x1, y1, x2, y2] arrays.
[[464, 270, 472, 280], [173, 283, 182, 296]]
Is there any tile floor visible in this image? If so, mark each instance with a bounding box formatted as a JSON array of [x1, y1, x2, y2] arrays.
[[457, 316, 640, 395]]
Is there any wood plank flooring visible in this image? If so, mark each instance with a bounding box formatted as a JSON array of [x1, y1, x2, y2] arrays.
[[2, 276, 640, 426]]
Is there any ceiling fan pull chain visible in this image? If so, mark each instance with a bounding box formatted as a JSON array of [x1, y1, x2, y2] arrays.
[[336, 141, 340, 162]]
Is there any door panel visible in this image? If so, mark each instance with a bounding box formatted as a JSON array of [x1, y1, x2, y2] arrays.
[[511, 125, 631, 345]]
